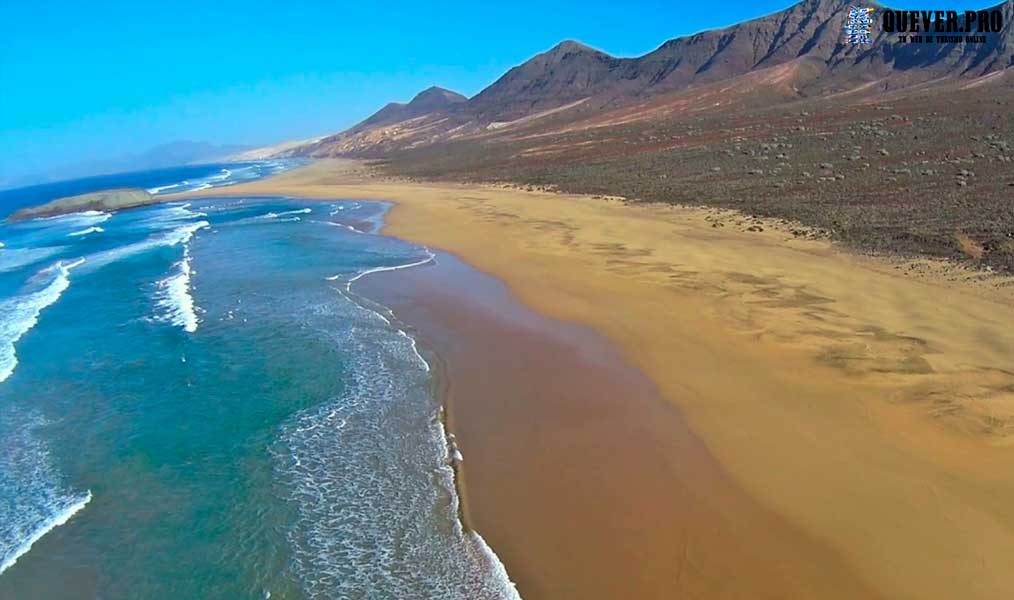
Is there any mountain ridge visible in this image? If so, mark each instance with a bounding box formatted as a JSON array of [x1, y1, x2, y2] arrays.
[[348, 86, 466, 133], [271, 0, 1013, 159]]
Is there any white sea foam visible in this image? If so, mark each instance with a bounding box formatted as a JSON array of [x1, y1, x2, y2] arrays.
[[398, 328, 430, 373], [0, 246, 68, 273], [202, 198, 246, 212], [36, 210, 110, 228], [37, 209, 107, 220], [316, 220, 361, 234], [148, 167, 231, 195], [467, 530, 522, 599], [345, 249, 435, 291], [0, 490, 91, 575], [154, 246, 199, 333], [68, 226, 104, 237], [145, 203, 208, 225], [146, 182, 182, 194], [349, 291, 431, 373], [433, 416, 521, 600], [274, 279, 520, 598], [167, 221, 209, 246], [84, 220, 209, 272], [0, 258, 84, 383], [0, 408, 92, 576], [151, 221, 208, 333], [328, 202, 360, 216], [167, 203, 204, 217], [325, 247, 438, 373], [257, 208, 312, 220]]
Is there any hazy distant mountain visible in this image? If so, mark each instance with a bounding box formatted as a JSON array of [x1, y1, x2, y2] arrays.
[[3, 141, 254, 190], [284, 0, 1013, 158], [229, 136, 327, 161], [128, 141, 254, 169]]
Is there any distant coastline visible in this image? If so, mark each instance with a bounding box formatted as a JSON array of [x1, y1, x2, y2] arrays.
[[0, 160, 304, 221]]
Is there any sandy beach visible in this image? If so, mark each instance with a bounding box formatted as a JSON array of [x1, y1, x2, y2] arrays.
[[178, 159, 1014, 599], [357, 251, 875, 599]]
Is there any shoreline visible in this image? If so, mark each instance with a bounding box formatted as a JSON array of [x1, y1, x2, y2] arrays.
[[340, 253, 478, 533], [177, 159, 1014, 598], [334, 222, 511, 592], [355, 249, 876, 599]]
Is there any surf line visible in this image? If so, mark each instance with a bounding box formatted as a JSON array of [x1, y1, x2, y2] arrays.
[[330, 246, 522, 599], [0, 491, 92, 575], [329, 249, 436, 372]]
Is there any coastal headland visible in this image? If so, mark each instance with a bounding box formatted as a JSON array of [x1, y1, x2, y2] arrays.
[[176, 159, 1014, 599], [7, 188, 153, 221]]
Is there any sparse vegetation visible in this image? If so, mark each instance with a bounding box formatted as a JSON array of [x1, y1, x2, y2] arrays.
[[374, 83, 1014, 274]]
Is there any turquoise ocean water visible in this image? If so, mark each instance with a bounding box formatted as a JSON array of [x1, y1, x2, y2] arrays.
[[0, 166, 517, 598]]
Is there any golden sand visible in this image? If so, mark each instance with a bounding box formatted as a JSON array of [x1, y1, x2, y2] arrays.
[[358, 251, 879, 599], [178, 160, 1014, 598]]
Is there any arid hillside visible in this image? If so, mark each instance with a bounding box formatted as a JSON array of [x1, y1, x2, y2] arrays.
[[261, 0, 1014, 272]]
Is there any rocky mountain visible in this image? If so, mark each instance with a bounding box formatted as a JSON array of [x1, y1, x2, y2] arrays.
[[467, 40, 619, 121], [466, 0, 863, 119], [473, 0, 1013, 107], [281, 0, 1013, 159], [289, 86, 467, 157]]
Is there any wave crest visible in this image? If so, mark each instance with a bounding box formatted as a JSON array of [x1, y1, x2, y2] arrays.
[[0, 409, 91, 575], [0, 258, 84, 383]]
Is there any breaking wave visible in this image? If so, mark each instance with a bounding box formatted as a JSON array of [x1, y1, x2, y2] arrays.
[[145, 160, 303, 196], [68, 226, 104, 237], [37, 211, 110, 229], [0, 258, 85, 383], [0, 246, 68, 273], [257, 208, 312, 220], [83, 220, 209, 273], [276, 248, 518, 599], [0, 409, 91, 575], [153, 241, 200, 333]]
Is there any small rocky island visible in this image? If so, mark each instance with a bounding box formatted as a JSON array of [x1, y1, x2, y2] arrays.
[[8, 188, 155, 222]]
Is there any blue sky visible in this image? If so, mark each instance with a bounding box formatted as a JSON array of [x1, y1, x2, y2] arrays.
[[0, 0, 995, 180]]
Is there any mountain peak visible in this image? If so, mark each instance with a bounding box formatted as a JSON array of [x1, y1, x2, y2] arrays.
[[343, 85, 466, 134], [409, 86, 467, 107], [543, 39, 610, 60], [553, 40, 595, 52], [464, 39, 617, 121]]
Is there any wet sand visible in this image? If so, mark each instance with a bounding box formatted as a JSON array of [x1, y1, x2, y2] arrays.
[[177, 159, 1014, 599], [357, 252, 876, 599]]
